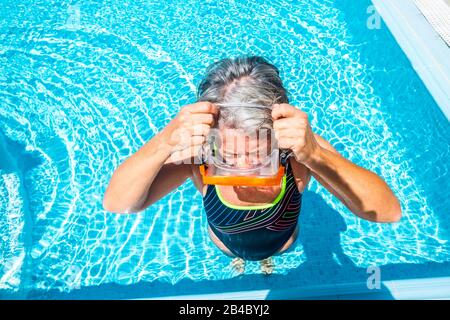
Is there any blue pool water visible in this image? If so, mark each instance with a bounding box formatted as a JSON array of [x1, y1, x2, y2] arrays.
[[1, 0, 450, 299]]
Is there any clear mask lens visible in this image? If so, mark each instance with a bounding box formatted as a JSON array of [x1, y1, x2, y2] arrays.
[[201, 127, 280, 178]]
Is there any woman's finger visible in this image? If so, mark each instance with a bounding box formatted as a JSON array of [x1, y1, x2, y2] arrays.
[[276, 137, 297, 150], [184, 102, 219, 115], [273, 118, 306, 130], [271, 104, 296, 120], [189, 113, 215, 125], [190, 124, 211, 137], [190, 135, 206, 146], [274, 128, 304, 140]]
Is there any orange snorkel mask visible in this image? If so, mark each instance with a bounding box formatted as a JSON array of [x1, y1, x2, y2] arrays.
[[199, 102, 292, 187], [199, 162, 286, 187]]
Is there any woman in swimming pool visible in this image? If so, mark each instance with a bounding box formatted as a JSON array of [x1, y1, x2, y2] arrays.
[[103, 56, 401, 274]]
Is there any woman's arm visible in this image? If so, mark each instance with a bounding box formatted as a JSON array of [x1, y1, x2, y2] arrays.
[[102, 124, 191, 213], [272, 103, 401, 223], [103, 102, 217, 213], [307, 135, 401, 222]]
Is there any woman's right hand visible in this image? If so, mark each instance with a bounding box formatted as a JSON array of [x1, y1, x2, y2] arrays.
[[163, 101, 218, 164]]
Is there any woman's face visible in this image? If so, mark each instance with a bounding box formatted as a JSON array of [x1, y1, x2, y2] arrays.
[[218, 128, 273, 170]]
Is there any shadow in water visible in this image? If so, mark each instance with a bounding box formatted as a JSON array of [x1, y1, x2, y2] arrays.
[[19, 191, 450, 300], [0, 129, 44, 175], [0, 128, 44, 299]]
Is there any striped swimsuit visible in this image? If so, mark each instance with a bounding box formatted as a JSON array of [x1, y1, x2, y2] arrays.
[[203, 162, 302, 261]]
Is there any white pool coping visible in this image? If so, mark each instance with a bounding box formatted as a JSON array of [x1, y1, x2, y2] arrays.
[[372, 0, 450, 120], [142, 276, 450, 300], [414, 0, 450, 47]]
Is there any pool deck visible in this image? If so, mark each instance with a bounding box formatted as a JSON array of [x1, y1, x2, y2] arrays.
[[414, 0, 450, 47], [372, 0, 450, 120]]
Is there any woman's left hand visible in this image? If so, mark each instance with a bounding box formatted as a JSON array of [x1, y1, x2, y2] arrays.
[[272, 103, 320, 165]]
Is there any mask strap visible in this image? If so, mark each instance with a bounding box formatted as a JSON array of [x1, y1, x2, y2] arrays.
[[215, 102, 272, 110], [200, 141, 219, 166], [280, 149, 293, 167], [200, 143, 209, 165]]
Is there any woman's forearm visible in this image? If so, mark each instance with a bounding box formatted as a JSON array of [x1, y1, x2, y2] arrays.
[[103, 128, 173, 213], [303, 146, 402, 222], [103, 102, 218, 213]]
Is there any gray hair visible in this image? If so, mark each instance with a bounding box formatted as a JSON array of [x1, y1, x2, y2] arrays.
[[196, 56, 289, 131]]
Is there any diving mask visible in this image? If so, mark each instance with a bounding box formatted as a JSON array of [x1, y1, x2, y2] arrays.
[[199, 113, 291, 186]]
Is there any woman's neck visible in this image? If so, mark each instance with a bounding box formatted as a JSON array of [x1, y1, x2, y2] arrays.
[[216, 185, 282, 206]]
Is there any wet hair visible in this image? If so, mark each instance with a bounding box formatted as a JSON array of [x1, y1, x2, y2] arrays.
[[197, 55, 289, 131]]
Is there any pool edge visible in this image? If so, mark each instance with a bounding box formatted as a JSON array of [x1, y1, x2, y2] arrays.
[[372, 0, 450, 120], [135, 277, 450, 300]]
